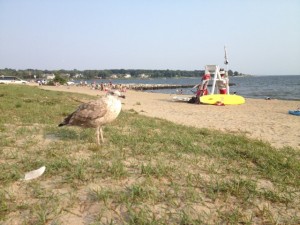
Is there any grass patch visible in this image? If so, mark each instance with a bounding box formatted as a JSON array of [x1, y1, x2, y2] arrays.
[[0, 85, 299, 224]]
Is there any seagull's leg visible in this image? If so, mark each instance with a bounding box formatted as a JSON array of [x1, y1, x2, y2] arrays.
[[96, 127, 100, 145], [100, 127, 104, 143]]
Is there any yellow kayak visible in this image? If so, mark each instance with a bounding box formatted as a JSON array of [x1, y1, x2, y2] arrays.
[[200, 94, 245, 105]]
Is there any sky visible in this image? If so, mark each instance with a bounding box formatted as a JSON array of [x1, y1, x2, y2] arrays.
[[0, 0, 299, 75]]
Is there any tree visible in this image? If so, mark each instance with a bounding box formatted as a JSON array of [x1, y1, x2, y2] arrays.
[[233, 71, 239, 76], [52, 74, 67, 85]]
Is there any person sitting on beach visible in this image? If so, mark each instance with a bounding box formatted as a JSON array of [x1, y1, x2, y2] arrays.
[[217, 71, 228, 94]]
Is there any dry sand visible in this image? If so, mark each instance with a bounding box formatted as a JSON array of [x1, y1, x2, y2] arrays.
[[39, 84, 300, 149]]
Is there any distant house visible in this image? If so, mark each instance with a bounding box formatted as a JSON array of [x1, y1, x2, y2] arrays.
[[124, 74, 131, 78], [110, 74, 118, 79], [74, 73, 83, 78], [61, 73, 70, 78], [43, 74, 55, 80], [139, 73, 150, 78]]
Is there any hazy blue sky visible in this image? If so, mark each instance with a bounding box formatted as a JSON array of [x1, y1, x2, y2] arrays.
[[0, 0, 299, 75]]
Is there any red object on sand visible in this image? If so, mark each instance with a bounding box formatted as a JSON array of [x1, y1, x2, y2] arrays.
[[215, 101, 225, 106]]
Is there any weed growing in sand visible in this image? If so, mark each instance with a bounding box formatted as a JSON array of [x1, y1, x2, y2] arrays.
[[0, 85, 300, 224]]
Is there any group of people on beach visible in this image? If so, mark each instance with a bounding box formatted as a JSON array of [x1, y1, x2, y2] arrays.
[[77, 80, 127, 93]]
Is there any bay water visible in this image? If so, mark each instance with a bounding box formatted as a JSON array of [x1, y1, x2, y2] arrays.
[[86, 75, 300, 100]]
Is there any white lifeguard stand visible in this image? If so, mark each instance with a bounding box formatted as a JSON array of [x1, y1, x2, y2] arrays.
[[205, 65, 230, 95]]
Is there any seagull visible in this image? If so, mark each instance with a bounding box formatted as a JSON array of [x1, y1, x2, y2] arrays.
[[58, 90, 125, 145]]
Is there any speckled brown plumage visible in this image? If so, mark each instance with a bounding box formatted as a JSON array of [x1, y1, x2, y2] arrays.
[[59, 90, 124, 145]]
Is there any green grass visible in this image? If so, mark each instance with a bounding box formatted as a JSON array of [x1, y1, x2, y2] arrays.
[[0, 85, 300, 224]]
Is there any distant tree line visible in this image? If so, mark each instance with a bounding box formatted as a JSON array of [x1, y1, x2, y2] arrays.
[[0, 68, 246, 80]]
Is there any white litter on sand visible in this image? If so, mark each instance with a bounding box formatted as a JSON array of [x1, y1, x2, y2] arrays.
[[23, 166, 46, 181]]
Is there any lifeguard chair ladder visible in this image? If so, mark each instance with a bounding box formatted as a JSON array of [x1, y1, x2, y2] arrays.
[[205, 65, 229, 94]]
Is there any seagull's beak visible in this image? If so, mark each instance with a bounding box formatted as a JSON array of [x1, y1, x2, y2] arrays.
[[119, 95, 126, 99]]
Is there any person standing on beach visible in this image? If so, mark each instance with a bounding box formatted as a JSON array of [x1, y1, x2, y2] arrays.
[[217, 70, 228, 94]]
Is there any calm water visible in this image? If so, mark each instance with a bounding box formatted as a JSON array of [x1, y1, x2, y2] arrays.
[[86, 75, 300, 100]]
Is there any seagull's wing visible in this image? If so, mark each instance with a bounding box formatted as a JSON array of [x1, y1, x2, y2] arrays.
[[63, 99, 108, 127]]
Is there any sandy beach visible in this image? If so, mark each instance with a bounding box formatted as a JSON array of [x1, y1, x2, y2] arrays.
[[39, 84, 300, 149]]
